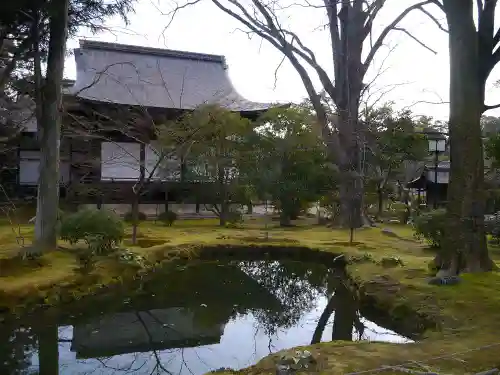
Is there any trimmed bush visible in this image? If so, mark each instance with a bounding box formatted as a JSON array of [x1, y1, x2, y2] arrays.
[[413, 209, 446, 248], [390, 201, 410, 224], [60, 208, 125, 254], [225, 211, 243, 228], [124, 211, 147, 224], [158, 210, 178, 226]]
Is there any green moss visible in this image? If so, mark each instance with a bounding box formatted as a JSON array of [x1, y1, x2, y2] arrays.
[[0, 220, 499, 374]]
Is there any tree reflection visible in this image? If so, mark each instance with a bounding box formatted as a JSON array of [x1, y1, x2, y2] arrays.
[[0, 257, 371, 374], [310, 278, 365, 344], [37, 324, 59, 375], [331, 280, 358, 341], [237, 260, 337, 334], [0, 324, 36, 374]]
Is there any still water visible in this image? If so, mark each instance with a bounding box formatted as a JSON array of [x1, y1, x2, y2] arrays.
[[0, 259, 411, 374]]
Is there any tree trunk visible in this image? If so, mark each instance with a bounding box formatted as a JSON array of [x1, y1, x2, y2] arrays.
[[279, 210, 292, 227], [131, 199, 139, 244], [441, 0, 495, 273], [219, 201, 228, 227], [33, 0, 69, 253], [131, 144, 146, 245], [331, 281, 357, 341], [37, 324, 59, 375], [279, 196, 294, 227], [377, 187, 384, 218], [337, 110, 364, 229], [217, 166, 227, 227], [311, 293, 335, 344], [333, 4, 366, 230]]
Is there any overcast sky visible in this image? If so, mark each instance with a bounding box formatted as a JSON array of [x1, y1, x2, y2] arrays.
[[64, 0, 500, 122]]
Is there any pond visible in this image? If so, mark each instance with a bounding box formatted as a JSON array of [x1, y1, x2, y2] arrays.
[[0, 258, 411, 375]]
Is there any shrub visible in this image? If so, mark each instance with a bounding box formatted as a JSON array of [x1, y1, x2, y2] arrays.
[[413, 209, 446, 248], [60, 208, 125, 254], [158, 210, 178, 226], [485, 213, 500, 243], [225, 210, 243, 228], [123, 211, 147, 224], [57, 208, 65, 220], [389, 201, 410, 224]]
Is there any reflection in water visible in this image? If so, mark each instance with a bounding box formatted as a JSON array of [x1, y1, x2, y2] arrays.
[[38, 325, 59, 375], [0, 259, 411, 374], [0, 325, 35, 374]]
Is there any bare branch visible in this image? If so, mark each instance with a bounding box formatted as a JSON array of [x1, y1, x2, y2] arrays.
[[401, 99, 449, 112], [478, 0, 484, 16], [484, 102, 500, 112], [393, 27, 438, 54], [362, 0, 386, 40], [273, 54, 286, 90], [162, 0, 203, 31], [363, 0, 443, 74], [417, 6, 448, 33]]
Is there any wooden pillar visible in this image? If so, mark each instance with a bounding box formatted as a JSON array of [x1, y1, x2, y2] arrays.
[[133, 143, 146, 213], [164, 189, 169, 212], [68, 138, 73, 184], [139, 143, 146, 191], [180, 157, 187, 183]]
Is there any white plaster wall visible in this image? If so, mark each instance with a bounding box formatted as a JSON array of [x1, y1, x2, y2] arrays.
[[426, 170, 449, 184], [19, 151, 70, 185], [101, 142, 140, 181], [168, 203, 198, 214], [145, 143, 181, 181]]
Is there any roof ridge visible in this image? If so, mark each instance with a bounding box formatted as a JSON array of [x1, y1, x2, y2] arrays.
[[78, 39, 227, 65]]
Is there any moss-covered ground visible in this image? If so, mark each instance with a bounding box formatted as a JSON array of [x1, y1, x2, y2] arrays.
[[0, 217, 499, 374]]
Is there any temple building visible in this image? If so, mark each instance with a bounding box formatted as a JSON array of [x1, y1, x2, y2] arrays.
[[5, 40, 279, 213]]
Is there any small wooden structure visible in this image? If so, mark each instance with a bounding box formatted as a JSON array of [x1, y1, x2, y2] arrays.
[[407, 161, 450, 208]]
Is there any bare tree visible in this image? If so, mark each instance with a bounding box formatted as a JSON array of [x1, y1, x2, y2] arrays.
[[166, 0, 443, 228]]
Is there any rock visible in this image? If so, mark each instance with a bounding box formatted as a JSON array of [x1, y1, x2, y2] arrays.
[[380, 256, 404, 268], [428, 275, 461, 286], [474, 369, 499, 375], [275, 364, 293, 375], [436, 268, 455, 279], [381, 228, 398, 237], [276, 351, 316, 374]]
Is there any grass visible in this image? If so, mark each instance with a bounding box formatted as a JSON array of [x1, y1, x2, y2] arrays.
[[0, 218, 500, 374]]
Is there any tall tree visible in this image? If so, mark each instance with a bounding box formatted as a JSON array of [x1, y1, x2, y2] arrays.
[[363, 104, 427, 217], [241, 106, 335, 226], [1, 0, 134, 253], [0, 0, 135, 92], [33, 0, 70, 252], [161, 104, 252, 226], [167, 0, 443, 228], [438, 0, 500, 273]]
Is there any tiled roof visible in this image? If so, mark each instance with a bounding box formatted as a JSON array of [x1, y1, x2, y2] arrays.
[[65, 40, 279, 112]]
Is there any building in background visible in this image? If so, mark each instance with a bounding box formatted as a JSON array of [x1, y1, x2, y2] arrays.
[[2, 40, 279, 214]]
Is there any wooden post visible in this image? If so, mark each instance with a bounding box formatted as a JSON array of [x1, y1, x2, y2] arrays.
[[164, 190, 169, 213]]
